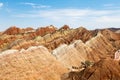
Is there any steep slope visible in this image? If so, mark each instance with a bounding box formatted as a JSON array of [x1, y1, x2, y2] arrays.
[[0, 46, 68, 80], [52, 42, 86, 68], [52, 32, 117, 70], [85, 32, 116, 58], [61, 58, 120, 80]]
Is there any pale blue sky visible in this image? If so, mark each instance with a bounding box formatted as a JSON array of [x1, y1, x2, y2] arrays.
[[0, 0, 120, 31]]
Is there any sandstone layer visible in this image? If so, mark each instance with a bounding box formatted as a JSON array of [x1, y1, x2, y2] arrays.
[[0, 46, 68, 80]]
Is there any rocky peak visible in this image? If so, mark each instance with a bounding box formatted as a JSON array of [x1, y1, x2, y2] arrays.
[[3, 26, 21, 35], [59, 25, 70, 30]]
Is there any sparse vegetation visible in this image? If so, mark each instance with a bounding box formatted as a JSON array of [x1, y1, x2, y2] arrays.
[[81, 60, 94, 68]]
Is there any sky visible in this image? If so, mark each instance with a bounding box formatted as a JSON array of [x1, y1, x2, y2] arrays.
[[0, 0, 120, 31]]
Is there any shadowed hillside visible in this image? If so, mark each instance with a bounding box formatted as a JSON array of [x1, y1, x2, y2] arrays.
[[61, 58, 120, 80]]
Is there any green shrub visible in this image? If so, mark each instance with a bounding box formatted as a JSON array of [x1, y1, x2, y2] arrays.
[[81, 60, 94, 68]]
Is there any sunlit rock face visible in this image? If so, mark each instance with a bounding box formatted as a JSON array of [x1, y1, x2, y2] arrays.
[[114, 49, 120, 60], [0, 46, 68, 80], [52, 42, 86, 68]]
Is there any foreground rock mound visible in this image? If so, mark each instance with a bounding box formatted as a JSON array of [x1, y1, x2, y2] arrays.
[[0, 46, 68, 80]]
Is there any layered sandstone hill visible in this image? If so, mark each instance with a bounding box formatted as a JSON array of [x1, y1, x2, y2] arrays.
[[0, 25, 57, 51], [0, 26, 96, 51], [52, 32, 118, 69], [0, 25, 120, 80]]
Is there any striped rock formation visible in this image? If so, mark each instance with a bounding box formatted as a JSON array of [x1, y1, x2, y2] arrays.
[[0, 26, 120, 80]]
